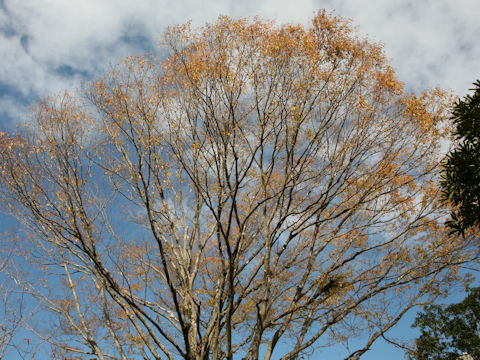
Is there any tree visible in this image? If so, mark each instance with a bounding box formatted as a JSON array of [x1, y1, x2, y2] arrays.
[[441, 80, 480, 235], [0, 232, 24, 360], [410, 287, 480, 360], [0, 11, 476, 360]]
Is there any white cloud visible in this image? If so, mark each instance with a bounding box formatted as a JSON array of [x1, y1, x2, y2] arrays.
[[0, 0, 479, 128], [325, 0, 480, 94]]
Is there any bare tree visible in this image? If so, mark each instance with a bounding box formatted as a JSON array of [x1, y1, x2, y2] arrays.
[[0, 233, 24, 360], [0, 11, 476, 360]]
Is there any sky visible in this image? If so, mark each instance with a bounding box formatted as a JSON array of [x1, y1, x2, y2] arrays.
[[0, 0, 479, 130], [0, 0, 479, 359]]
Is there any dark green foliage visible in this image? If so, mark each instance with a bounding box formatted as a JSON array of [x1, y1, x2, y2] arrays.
[[411, 287, 480, 360], [442, 80, 480, 235]]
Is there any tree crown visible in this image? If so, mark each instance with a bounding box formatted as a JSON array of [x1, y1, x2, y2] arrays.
[[0, 11, 474, 360]]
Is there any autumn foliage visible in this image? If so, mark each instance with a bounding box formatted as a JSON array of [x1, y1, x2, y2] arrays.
[[0, 11, 476, 360]]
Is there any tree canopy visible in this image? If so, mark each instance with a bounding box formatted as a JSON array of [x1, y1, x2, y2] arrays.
[[410, 287, 480, 360], [442, 80, 480, 235], [0, 11, 476, 360]]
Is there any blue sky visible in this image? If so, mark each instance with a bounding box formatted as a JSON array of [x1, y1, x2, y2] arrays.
[[0, 0, 479, 359]]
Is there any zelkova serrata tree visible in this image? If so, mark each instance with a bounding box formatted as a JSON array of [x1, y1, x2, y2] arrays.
[[0, 236, 23, 360], [0, 11, 476, 360]]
